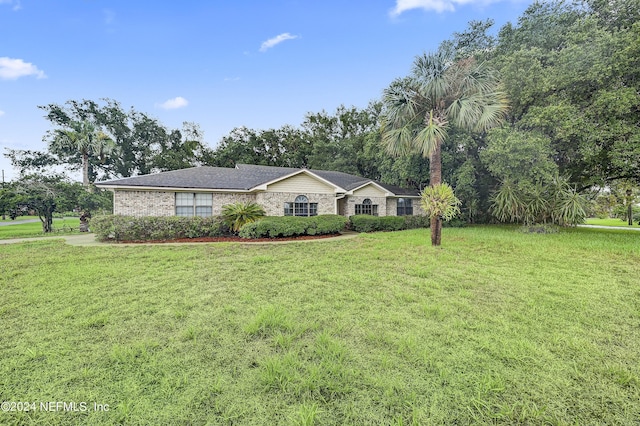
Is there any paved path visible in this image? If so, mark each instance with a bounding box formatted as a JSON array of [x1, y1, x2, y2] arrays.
[[0, 219, 40, 226], [578, 224, 640, 231]]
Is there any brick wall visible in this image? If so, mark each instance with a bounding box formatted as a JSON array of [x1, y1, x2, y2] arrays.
[[211, 193, 256, 216], [112, 189, 425, 218], [256, 192, 336, 216], [346, 195, 388, 216], [113, 190, 174, 216]]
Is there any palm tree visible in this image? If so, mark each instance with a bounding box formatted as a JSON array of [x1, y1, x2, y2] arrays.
[[381, 48, 508, 245], [50, 120, 115, 188]]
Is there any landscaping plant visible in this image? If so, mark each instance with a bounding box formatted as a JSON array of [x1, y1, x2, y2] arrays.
[[420, 183, 461, 245], [221, 201, 266, 233]]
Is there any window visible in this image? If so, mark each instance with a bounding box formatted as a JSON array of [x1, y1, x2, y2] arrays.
[[355, 198, 378, 216], [397, 198, 413, 216], [176, 193, 212, 217], [284, 195, 318, 216]]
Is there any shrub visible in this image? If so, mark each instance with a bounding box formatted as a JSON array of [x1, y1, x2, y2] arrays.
[[238, 215, 347, 239], [442, 218, 467, 228], [349, 215, 405, 233], [90, 215, 229, 242], [221, 201, 266, 233], [491, 176, 589, 226], [403, 215, 431, 229]]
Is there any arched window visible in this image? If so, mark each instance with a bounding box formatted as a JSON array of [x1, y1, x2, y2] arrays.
[[294, 195, 309, 216], [284, 195, 318, 216], [355, 198, 378, 216]]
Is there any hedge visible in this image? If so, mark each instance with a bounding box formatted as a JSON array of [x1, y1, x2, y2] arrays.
[[238, 215, 348, 239], [90, 215, 230, 242], [348, 214, 431, 232]]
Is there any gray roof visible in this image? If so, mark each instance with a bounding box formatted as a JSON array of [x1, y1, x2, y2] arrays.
[[96, 163, 420, 196]]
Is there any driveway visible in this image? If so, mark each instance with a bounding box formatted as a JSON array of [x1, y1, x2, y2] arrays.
[[578, 224, 640, 231]]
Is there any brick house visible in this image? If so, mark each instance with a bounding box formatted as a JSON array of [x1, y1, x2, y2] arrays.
[[95, 164, 425, 218]]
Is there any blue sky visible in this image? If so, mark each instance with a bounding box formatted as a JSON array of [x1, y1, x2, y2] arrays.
[[0, 0, 534, 181]]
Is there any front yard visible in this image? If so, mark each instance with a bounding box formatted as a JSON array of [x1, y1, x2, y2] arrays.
[[1, 226, 638, 424], [0, 217, 81, 240]]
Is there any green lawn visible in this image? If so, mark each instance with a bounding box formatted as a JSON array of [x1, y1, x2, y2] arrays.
[[1, 227, 639, 425], [0, 215, 40, 222], [0, 218, 81, 239], [585, 217, 640, 228]]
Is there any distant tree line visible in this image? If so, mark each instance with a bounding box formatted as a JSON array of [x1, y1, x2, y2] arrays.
[[3, 0, 639, 229]]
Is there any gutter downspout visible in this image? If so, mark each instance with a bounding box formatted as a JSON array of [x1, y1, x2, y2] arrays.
[[335, 193, 347, 216]]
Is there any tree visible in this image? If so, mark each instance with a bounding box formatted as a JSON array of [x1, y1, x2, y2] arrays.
[[493, 1, 640, 189], [610, 181, 640, 225], [8, 175, 81, 233], [151, 122, 214, 172], [381, 48, 507, 245], [49, 120, 114, 187], [38, 99, 209, 180]]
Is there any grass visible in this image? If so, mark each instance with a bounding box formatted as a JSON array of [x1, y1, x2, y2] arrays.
[[585, 217, 640, 228], [0, 217, 81, 239], [1, 226, 639, 424], [0, 215, 40, 222]]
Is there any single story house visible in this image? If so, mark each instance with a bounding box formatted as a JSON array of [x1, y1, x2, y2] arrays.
[[95, 164, 425, 218]]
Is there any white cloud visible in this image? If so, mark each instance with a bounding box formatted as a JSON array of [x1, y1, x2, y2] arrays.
[[259, 33, 298, 52], [156, 96, 189, 110], [0, 110, 5, 117], [0, 57, 46, 80], [0, 0, 21, 11], [224, 77, 240, 82], [390, 0, 485, 15]]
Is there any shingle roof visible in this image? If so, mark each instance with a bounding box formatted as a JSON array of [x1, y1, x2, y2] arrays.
[[96, 165, 289, 190], [96, 163, 420, 196]]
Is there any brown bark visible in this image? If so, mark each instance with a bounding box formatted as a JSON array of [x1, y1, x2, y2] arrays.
[[82, 151, 89, 188], [429, 142, 442, 246]]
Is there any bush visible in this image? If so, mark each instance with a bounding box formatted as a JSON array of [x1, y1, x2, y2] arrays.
[[443, 218, 467, 228], [349, 215, 433, 233], [403, 215, 431, 229], [238, 215, 347, 239], [349, 215, 405, 233], [90, 215, 230, 242]]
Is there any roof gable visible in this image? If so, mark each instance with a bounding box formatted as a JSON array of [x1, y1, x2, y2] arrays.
[[253, 169, 345, 193], [350, 181, 390, 196]]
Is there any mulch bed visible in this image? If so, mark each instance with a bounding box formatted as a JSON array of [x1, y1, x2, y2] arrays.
[[115, 233, 341, 244]]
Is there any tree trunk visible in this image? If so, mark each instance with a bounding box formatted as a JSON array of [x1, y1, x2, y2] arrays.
[[82, 151, 90, 188], [627, 189, 633, 226], [40, 214, 53, 233], [429, 142, 442, 246]]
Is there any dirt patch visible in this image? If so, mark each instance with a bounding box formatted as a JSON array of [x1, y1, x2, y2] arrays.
[[114, 233, 342, 244]]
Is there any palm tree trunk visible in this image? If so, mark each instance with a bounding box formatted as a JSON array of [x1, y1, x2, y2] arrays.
[[430, 142, 442, 246], [82, 151, 89, 188]]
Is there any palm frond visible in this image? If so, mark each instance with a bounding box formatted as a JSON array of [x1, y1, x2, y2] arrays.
[[381, 126, 416, 157], [414, 114, 447, 158]]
